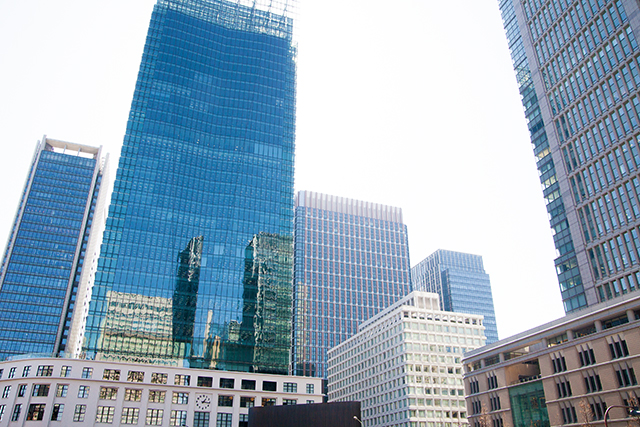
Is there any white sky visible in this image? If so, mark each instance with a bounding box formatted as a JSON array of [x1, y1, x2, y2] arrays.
[[0, 0, 565, 340]]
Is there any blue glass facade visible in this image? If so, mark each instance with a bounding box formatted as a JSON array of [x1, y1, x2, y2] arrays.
[[498, 0, 640, 312], [0, 138, 106, 360], [411, 250, 498, 343], [292, 191, 412, 378], [84, 0, 296, 373]]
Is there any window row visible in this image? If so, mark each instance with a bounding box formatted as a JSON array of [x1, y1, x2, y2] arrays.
[[587, 228, 640, 279], [578, 181, 640, 241]]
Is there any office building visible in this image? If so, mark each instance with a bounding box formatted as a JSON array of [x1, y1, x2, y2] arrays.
[[463, 293, 640, 427], [0, 137, 109, 360], [412, 250, 499, 343], [498, 0, 640, 312], [0, 357, 322, 426], [84, 0, 297, 373], [291, 191, 412, 378], [327, 291, 487, 427]]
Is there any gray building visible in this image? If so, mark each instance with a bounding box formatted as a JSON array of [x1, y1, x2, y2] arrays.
[[0, 137, 109, 360], [497, 0, 640, 312], [412, 250, 498, 343], [292, 191, 412, 378]]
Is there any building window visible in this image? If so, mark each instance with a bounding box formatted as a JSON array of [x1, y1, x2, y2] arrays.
[[2, 386, 11, 399], [78, 385, 90, 398], [283, 382, 297, 393], [127, 371, 144, 382], [0, 404, 5, 421], [170, 410, 188, 426], [27, 404, 46, 421], [218, 395, 233, 407], [18, 384, 26, 397], [149, 390, 166, 403], [487, 375, 498, 390], [584, 374, 603, 393], [239, 413, 249, 427], [579, 348, 596, 366], [102, 369, 120, 381], [609, 339, 630, 359], [121, 408, 139, 425], [95, 406, 115, 423], [552, 355, 567, 373], [8, 368, 15, 379], [11, 404, 21, 422], [81, 367, 93, 379], [561, 406, 577, 424], [73, 404, 86, 422], [146, 409, 164, 426], [283, 399, 297, 405], [99, 387, 118, 400], [51, 403, 64, 421], [60, 366, 72, 377], [194, 412, 210, 427], [197, 376, 213, 387], [172, 392, 189, 404], [36, 365, 53, 377], [615, 367, 638, 387], [22, 366, 31, 377], [469, 379, 479, 394], [240, 397, 255, 408], [263, 381, 277, 391], [220, 378, 235, 389], [306, 383, 315, 394], [591, 401, 607, 420], [151, 373, 167, 384], [241, 379, 256, 390], [262, 398, 276, 406], [125, 388, 142, 402], [489, 396, 501, 411], [556, 380, 572, 398], [216, 413, 233, 427], [174, 374, 190, 386], [32, 384, 50, 397]]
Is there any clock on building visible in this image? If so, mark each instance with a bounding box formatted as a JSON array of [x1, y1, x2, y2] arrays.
[[195, 394, 211, 410]]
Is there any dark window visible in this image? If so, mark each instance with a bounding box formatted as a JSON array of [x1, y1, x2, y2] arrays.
[[27, 404, 46, 421], [615, 367, 638, 387], [263, 381, 277, 391], [219, 378, 234, 389], [197, 376, 212, 387], [241, 379, 255, 390], [240, 397, 255, 408], [218, 395, 233, 407]]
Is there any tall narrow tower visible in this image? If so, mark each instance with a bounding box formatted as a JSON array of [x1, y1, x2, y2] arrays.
[[411, 249, 499, 343], [292, 191, 412, 378], [0, 137, 109, 360], [84, 0, 297, 373], [498, 0, 640, 312]]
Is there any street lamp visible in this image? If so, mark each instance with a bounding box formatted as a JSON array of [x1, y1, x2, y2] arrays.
[[353, 415, 364, 426], [603, 405, 640, 427]]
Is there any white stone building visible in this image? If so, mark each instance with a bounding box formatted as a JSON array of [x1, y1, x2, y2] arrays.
[[327, 291, 486, 427], [0, 357, 322, 427]]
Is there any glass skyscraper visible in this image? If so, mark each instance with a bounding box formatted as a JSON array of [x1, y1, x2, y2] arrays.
[[498, 0, 640, 312], [411, 249, 499, 343], [292, 191, 412, 378], [84, 0, 296, 374], [0, 137, 109, 360]]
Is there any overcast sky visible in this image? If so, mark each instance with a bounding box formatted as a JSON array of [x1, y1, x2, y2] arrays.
[[0, 0, 565, 340]]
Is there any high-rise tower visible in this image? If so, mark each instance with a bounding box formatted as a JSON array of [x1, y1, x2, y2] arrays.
[[498, 0, 640, 312], [411, 249, 499, 343], [84, 0, 296, 374], [292, 191, 412, 378], [0, 137, 109, 360]]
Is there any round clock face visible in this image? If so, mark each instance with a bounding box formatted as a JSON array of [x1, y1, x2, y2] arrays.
[[196, 394, 211, 410]]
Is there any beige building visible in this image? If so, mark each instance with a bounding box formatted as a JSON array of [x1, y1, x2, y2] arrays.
[[463, 293, 640, 427], [0, 357, 322, 427]]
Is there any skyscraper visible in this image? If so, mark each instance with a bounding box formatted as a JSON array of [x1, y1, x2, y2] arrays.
[[0, 137, 109, 360], [292, 191, 412, 378], [411, 249, 499, 343], [84, 0, 296, 374], [498, 0, 640, 312]]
